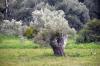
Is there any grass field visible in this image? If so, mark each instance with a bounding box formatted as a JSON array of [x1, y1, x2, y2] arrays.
[[0, 35, 100, 66], [0, 49, 100, 66]]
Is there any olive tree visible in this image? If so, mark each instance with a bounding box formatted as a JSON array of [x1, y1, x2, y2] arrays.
[[32, 8, 76, 56]]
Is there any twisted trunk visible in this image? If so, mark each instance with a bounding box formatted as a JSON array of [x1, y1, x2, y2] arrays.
[[50, 33, 65, 56], [52, 46, 64, 56]]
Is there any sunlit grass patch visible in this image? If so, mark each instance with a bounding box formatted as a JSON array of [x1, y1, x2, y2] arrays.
[[0, 49, 100, 66], [66, 39, 100, 49], [0, 35, 100, 66], [0, 39, 40, 49]]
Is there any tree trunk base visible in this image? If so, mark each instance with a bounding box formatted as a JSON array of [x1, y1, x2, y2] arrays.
[[52, 47, 65, 56]]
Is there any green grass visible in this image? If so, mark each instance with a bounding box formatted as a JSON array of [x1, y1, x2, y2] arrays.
[[0, 34, 40, 49], [0, 35, 100, 66], [0, 37, 100, 49], [66, 39, 100, 49], [0, 39, 40, 49], [0, 49, 100, 66]]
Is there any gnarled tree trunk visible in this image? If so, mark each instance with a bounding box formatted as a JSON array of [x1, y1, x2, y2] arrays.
[[50, 33, 65, 56]]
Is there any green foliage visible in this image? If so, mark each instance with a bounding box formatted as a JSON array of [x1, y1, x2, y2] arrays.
[[24, 27, 38, 39], [76, 19, 100, 43], [24, 27, 33, 39]]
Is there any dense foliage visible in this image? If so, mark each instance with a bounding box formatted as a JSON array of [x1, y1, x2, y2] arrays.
[[76, 19, 100, 43], [31, 7, 76, 45], [0, 19, 22, 35], [79, 0, 100, 19], [0, 0, 91, 31], [52, 0, 90, 31]]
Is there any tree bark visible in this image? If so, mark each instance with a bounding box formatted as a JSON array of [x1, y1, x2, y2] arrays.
[[50, 33, 65, 56], [52, 46, 64, 56]]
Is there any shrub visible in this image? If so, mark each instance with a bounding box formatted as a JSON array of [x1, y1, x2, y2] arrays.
[[23, 27, 33, 39], [0, 19, 22, 36], [23, 26, 38, 39], [76, 19, 100, 43]]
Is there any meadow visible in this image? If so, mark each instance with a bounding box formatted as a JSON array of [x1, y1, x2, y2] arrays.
[[0, 0, 100, 66], [0, 35, 100, 66]]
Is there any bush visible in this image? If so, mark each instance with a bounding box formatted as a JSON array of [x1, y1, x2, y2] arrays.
[[76, 19, 100, 43], [24, 27, 33, 39], [23, 26, 38, 39], [0, 19, 22, 36]]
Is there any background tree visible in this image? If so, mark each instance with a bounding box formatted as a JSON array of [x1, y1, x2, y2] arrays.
[[76, 19, 100, 43], [54, 0, 90, 31], [0, 0, 6, 20], [0, 0, 5, 32], [79, 0, 100, 19], [0, 0, 90, 31]]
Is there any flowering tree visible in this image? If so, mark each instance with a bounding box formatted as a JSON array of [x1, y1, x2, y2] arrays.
[[32, 8, 76, 56]]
